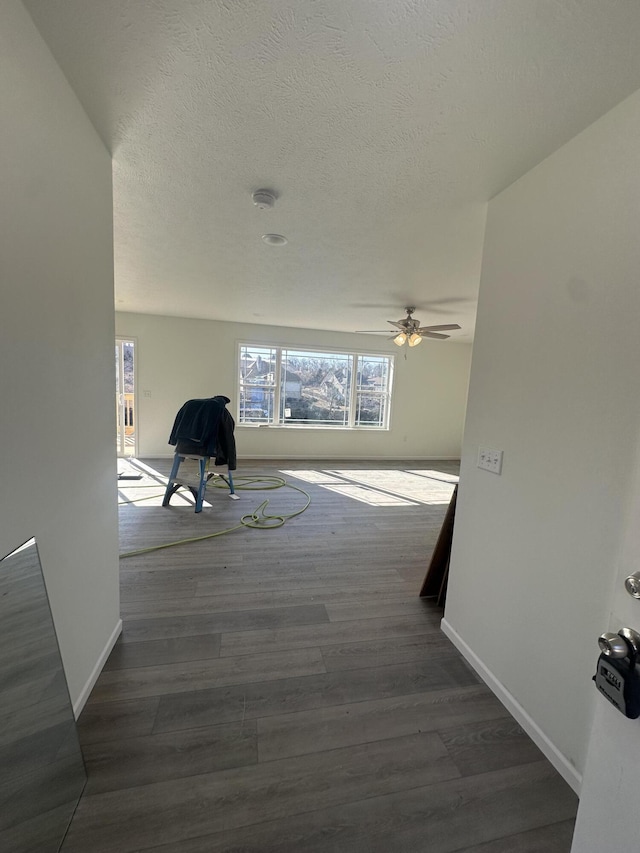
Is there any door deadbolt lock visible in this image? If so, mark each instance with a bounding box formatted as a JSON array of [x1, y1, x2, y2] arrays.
[[625, 572, 640, 599], [594, 628, 640, 719]]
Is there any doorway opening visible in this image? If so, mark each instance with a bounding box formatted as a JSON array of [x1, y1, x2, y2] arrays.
[[116, 338, 136, 458]]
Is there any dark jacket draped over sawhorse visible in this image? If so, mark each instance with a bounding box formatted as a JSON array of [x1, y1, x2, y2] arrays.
[[168, 395, 236, 470], [164, 395, 237, 513]]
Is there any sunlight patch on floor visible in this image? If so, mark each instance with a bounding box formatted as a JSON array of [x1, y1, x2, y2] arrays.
[[117, 459, 212, 508], [117, 458, 167, 486], [116, 461, 456, 509], [282, 468, 455, 506], [322, 483, 417, 506], [326, 469, 455, 505], [279, 470, 348, 485], [406, 469, 459, 484], [117, 487, 210, 508]]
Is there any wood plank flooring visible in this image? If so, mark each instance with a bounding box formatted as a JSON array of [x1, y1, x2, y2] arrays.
[[63, 459, 578, 852]]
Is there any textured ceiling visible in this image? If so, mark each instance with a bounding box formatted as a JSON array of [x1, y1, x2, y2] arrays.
[[24, 0, 640, 341]]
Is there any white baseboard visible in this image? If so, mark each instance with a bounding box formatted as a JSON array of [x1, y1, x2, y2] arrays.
[[239, 455, 461, 461], [440, 618, 582, 794], [72, 618, 122, 719], [132, 453, 460, 462]]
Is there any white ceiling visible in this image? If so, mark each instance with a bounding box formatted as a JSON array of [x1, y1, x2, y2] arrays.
[[24, 0, 640, 341]]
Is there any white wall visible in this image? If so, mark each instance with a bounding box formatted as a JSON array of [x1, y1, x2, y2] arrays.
[[0, 1, 120, 708], [116, 312, 472, 460], [444, 86, 640, 784]]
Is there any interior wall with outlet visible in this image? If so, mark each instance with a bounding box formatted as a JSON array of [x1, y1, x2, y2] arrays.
[[115, 312, 472, 460], [445, 86, 640, 782], [0, 0, 120, 707]]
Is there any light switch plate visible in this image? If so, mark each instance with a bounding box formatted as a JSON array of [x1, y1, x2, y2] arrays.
[[477, 447, 503, 475]]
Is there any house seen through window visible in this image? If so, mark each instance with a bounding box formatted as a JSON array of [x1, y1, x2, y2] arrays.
[[238, 345, 393, 428]]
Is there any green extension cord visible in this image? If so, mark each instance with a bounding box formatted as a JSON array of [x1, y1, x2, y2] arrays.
[[118, 475, 311, 559]]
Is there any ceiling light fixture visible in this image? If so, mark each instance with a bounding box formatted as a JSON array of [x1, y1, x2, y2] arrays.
[[261, 233, 287, 246], [408, 332, 423, 347], [393, 333, 407, 346]]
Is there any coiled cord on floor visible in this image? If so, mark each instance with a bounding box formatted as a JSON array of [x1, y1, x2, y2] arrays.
[[118, 476, 311, 559]]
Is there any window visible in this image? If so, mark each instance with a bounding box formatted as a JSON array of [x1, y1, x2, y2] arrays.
[[239, 345, 393, 429]]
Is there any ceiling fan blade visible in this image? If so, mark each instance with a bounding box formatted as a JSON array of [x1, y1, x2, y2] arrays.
[[417, 323, 461, 333], [387, 320, 407, 330], [355, 329, 392, 333], [421, 331, 450, 340]]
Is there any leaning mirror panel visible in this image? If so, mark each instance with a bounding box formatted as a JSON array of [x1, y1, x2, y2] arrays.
[[0, 538, 87, 853]]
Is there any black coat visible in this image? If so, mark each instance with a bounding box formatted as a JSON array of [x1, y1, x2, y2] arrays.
[[168, 395, 237, 470]]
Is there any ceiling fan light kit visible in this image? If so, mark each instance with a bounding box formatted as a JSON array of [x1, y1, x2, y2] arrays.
[[359, 307, 461, 347]]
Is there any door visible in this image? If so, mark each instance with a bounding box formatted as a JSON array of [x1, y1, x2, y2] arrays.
[[115, 338, 136, 458], [570, 443, 640, 852]]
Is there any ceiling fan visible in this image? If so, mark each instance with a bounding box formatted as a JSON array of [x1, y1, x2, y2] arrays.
[[357, 307, 461, 347]]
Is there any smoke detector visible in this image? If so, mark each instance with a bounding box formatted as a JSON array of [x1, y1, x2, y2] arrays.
[[252, 189, 277, 210]]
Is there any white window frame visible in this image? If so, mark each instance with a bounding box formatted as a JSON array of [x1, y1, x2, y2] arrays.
[[237, 342, 394, 430]]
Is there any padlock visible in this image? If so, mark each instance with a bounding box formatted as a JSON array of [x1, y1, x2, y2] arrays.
[[593, 628, 640, 719]]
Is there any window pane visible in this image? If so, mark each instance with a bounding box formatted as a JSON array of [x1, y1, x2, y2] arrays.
[[356, 355, 389, 392], [239, 386, 275, 424], [239, 346, 277, 424], [240, 346, 277, 385], [280, 350, 351, 426], [356, 393, 387, 427]]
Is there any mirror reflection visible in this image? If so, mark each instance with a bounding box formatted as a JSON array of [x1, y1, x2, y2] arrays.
[[0, 538, 87, 853]]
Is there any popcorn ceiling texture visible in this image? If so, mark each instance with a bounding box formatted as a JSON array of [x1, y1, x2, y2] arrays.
[[24, 0, 640, 336]]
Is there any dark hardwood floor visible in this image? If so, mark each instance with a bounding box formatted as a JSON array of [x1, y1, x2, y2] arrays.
[[63, 459, 578, 852]]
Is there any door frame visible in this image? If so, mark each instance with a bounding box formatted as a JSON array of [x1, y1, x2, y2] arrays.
[[115, 337, 138, 458]]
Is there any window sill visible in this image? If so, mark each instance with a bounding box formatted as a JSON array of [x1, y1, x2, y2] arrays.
[[237, 423, 389, 431]]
